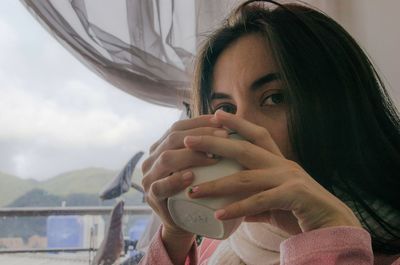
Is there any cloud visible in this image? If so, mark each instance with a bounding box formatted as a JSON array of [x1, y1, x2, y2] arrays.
[[2, 76, 141, 143], [0, 66, 180, 179], [0, 1, 181, 180], [0, 18, 18, 48]]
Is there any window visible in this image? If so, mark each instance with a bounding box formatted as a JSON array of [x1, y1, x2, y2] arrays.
[[0, 0, 180, 263]]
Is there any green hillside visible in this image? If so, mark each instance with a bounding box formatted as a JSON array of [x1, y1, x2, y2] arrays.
[[0, 168, 144, 206], [40, 167, 118, 195], [0, 171, 38, 206]]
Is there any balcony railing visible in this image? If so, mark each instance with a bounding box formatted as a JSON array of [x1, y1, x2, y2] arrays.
[[0, 205, 152, 255], [0, 205, 152, 217]]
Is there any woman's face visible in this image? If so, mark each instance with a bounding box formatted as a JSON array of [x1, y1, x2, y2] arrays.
[[211, 34, 294, 160]]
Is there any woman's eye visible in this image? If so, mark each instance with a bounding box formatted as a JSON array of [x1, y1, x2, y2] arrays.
[[261, 93, 284, 106], [213, 103, 237, 114]]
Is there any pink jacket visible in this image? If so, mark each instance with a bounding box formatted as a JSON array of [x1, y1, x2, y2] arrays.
[[139, 226, 400, 265]]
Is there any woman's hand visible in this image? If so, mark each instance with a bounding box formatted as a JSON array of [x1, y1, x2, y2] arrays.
[[185, 110, 362, 234], [141, 115, 229, 236]]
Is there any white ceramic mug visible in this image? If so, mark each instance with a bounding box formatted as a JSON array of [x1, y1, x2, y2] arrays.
[[167, 133, 245, 239]]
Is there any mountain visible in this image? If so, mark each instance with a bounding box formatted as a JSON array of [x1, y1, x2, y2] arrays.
[[0, 168, 144, 207], [0, 171, 39, 207], [39, 167, 118, 196], [0, 168, 146, 241]]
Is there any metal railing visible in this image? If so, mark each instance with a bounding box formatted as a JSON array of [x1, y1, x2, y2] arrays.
[[0, 247, 98, 254], [0, 205, 152, 217], [0, 205, 152, 255]]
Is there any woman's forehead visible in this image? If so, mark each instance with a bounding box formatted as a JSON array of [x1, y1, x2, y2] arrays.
[[211, 34, 279, 93]]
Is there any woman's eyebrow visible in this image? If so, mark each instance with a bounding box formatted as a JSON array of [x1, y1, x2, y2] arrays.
[[210, 72, 281, 100], [210, 92, 230, 100], [250, 72, 281, 92]]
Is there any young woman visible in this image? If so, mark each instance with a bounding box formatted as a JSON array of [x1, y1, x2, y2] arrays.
[[139, 1, 400, 264]]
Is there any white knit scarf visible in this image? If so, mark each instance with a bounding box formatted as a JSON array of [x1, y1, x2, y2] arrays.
[[208, 222, 290, 265]]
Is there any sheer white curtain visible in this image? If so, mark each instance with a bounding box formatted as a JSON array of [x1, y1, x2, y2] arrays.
[[21, 0, 240, 108]]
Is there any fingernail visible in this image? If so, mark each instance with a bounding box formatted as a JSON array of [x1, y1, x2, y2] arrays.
[[205, 153, 221, 160], [215, 110, 228, 116], [182, 171, 193, 182], [214, 129, 227, 137], [185, 136, 201, 145], [214, 209, 226, 219], [189, 186, 199, 194]]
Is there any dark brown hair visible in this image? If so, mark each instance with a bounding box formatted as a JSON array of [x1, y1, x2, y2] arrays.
[[192, 0, 400, 254]]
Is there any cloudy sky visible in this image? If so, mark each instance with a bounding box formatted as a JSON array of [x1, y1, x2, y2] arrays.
[[0, 0, 181, 181]]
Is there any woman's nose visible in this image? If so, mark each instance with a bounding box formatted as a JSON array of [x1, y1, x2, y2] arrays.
[[235, 105, 258, 123]]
